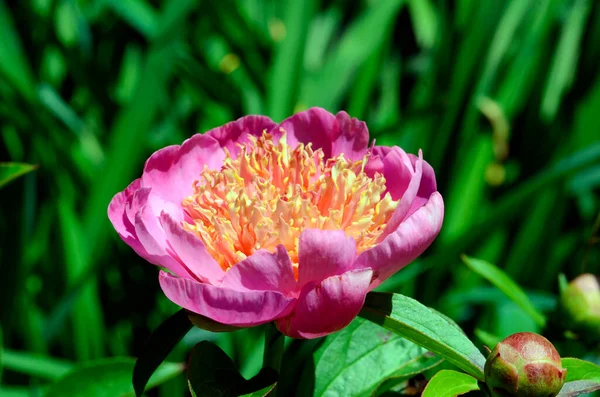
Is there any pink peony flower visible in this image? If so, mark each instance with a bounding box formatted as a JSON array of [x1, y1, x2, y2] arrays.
[[108, 108, 444, 339]]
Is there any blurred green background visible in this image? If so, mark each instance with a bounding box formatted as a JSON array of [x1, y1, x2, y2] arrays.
[[1, 0, 599, 395]]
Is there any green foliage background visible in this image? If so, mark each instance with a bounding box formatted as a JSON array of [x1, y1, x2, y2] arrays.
[[0, 0, 599, 395]]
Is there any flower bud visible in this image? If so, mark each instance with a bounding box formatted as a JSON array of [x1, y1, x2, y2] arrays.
[[559, 274, 600, 339], [484, 332, 566, 396]]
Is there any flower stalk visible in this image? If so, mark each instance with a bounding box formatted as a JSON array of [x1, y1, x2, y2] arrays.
[[264, 322, 285, 372], [263, 322, 285, 395]]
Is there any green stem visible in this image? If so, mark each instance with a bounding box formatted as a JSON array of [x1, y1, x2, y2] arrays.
[[263, 322, 285, 394], [263, 322, 284, 371]]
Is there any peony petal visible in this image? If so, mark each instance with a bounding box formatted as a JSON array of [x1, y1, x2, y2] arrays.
[[380, 146, 415, 201], [356, 192, 444, 289], [141, 134, 225, 204], [159, 212, 225, 284], [364, 153, 385, 176], [177, 133, 226, 177], [221, 245, 297, 295], [134, 203, 197, 279], [332, 111, 370, 160], [277, 108, 370, 160], [108, 178, 141, 242], [139, 145, 179, 199], [365, 146, 393, 175], [125, 187, 151, 226], [382, 149, 423, 238], [297, 229, 358, 289], [206, 115, 277, 158], [159, 271, 295, 327], [408, 153, 437, 212], [275, 268, 373, 339], [278, 108, 336, 156], [372, 146, 392, 157], [107, 180, 167, 264]]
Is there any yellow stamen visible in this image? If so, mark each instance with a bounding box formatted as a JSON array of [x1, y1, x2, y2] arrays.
[[182, 132, 398, 278]]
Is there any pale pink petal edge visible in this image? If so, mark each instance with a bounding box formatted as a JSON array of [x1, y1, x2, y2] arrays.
[[159, 271, 295, 327], [358, 192, 444, 290]]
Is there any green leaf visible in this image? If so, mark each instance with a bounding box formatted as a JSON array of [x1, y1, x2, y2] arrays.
[[0, 325, 3, 383], [461, 255, 547, 327], [54, 0, 79, 47], [0, 388, 28, 396], [541, 0, 591, 121], [239, 384, 276, 397], [346, 38, 385, 119], [0, 0, 36, 100], [45, 358, 183, 397], [58, 195, 105, 361], [105, 0, 158, 39], [1, 350, 72, 381], [421, 370, 480, 397], [188, 341, 277, 397], [266, 0, 315, 121], [555, 358, 600, 396], [558, 381, 600, 397], [299, 0, 405, 110], [0, 163, 37, 189], [473, 329, 500, 351], [439, 135, 493, 243], [360, 292, 486, 380], [307, 317, 441, 397], [563, 358, 600, 382], [133, 309, 193, 397], [559, 273, 569, 294], [407, 0, 437, 49]]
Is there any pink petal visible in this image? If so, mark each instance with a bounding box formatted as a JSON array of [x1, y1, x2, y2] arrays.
[[364, 152, 385, 176], [275, 269, 373, 339], [159, 271, 295, 327], [278, 108, 337, 158], [133, 203, 196, 279], [408, 153, 437, 211], [139, 145, 179, 199], [159, 212, 224, 284], [178, 133, 227, 175], [364, 145, 399, 179], [221, 245, 297, 295], [125, 187, 151, 226], [380, 147, 416, 202], [107, 180, 167, 265], [277, 108, 370, 160], [372, 146, 392, 157], [108, 178, 141, 242], [141, 134, 225, 204], [382, 150, 423, 238], [356, 192, 444, 289], [206, 115, 277, 158], [332, 111, 370, 160], [297, 229, 358, 289]]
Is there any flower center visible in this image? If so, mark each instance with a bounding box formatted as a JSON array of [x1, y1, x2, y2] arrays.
[[182, 131, 398, 277]]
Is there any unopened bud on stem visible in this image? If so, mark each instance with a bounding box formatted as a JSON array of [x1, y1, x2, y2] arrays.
[[560, 274, 600, 340], [484, 332, 566, 396]]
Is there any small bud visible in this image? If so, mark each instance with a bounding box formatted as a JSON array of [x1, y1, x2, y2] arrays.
[[484, 332, 566, 396], [560, 274, 600, 339]]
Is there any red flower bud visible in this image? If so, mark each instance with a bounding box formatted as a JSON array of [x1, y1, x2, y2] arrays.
[[484, 332, 566, 396]]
